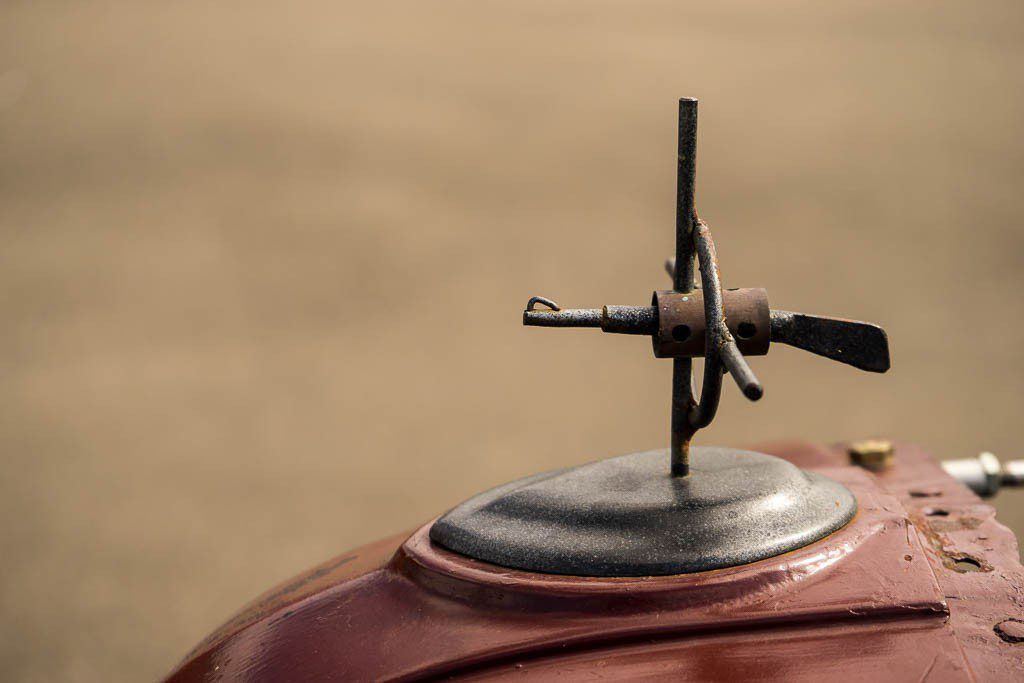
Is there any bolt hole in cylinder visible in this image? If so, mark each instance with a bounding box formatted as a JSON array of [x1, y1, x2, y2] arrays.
[[672, 324, 691, 342], [736, 322, 757, 339], [925, 508, 950, 517]]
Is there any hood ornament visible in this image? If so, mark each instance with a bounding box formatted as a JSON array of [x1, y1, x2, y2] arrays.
[[523, 97, 889, 476], [430, 98, 889, 576]]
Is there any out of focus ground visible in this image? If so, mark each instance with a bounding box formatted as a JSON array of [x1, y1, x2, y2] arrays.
[[1, 1, 1022, 680]]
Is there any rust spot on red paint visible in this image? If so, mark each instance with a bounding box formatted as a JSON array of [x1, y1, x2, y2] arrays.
[[908, 513, 993, 573]]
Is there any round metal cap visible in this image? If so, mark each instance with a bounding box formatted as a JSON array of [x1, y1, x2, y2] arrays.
[[430, 447, 856, 576]]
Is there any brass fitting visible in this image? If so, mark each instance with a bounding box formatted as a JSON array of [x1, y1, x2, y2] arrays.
[[848, 439, 894, 471]]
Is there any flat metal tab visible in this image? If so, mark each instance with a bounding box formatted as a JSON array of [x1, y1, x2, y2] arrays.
[[430, 447, 857, 576]]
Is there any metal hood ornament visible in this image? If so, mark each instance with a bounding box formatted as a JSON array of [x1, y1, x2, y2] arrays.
[[522, 97, 889, 475], [429, 98, 891, 576]]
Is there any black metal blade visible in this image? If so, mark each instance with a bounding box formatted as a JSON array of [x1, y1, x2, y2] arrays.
[[770, 311, 890, 373]]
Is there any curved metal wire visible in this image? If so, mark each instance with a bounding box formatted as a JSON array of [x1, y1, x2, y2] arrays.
[[670, 221, 764, 476], [687, 221, 728, 430]]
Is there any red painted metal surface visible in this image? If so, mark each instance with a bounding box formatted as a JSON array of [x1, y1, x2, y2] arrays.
[[165, 441, 1024, 681]]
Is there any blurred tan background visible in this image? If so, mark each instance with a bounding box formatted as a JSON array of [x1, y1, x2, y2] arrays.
[[1, 1, 1023, 680]]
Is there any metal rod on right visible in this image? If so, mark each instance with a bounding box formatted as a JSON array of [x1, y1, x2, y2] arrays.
[[671, 97, 699, 477], [720, 342, 764, 400]]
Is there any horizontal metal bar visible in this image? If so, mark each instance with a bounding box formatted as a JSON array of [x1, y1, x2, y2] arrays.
[[522, 309, 602, 328], [523, 306, 657, 335], [770, 310, 890, 373]]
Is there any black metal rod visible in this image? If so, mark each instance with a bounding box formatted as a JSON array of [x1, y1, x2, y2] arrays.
[[720, 342, 764, 400], [522, 309, 602, 327], [675, 98, 698, 293], [601, 306, 658, 335], [671, 357, 693, 476], [523, 306, 657, 334], [671, 98, 699, 477]]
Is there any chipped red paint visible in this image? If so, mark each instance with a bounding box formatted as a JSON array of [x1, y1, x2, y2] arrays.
[[165, 441, 1024, 681]]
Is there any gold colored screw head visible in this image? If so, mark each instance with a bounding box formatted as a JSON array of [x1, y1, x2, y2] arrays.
[[848, 439, 894, 471]]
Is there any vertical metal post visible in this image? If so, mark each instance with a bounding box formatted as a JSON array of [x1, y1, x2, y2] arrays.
[[675, 97, 698, 293], [671, 98, 698, 477]]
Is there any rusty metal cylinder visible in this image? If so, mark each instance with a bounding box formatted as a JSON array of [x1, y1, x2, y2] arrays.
[[653, 288, 770, 359]]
